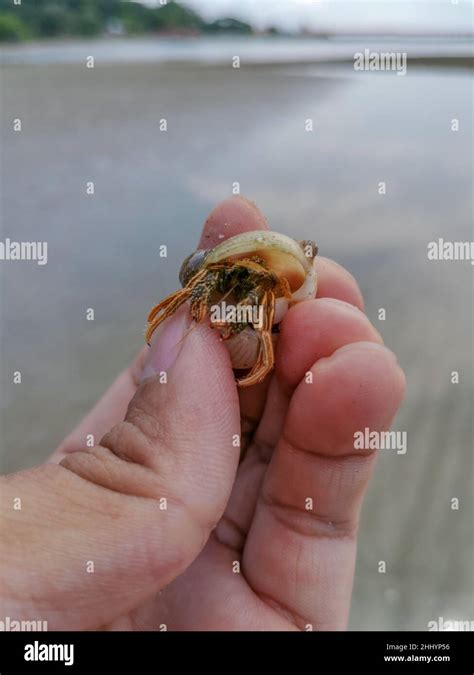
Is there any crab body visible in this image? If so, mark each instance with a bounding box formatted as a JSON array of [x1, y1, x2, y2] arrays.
[[146, 231, 318, 387]]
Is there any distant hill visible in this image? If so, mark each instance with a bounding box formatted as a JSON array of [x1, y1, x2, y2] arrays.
[[0, 0, 255, 42]]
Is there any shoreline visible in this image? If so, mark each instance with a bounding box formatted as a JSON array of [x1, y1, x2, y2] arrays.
[[1, 35, 472, 67]]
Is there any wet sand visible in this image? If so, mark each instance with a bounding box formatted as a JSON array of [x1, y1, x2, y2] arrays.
[[0, 56, 472, 630]]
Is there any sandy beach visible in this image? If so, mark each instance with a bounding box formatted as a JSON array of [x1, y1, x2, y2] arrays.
[[0, 41, 472, 629]]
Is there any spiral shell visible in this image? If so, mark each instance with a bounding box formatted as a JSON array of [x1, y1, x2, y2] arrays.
[[202, 231, 317, 298]]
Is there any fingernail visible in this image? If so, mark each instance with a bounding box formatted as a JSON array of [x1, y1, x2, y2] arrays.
[[141, 306, 191, 381]]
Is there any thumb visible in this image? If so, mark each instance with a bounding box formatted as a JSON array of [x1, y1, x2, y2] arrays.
[[0, 306, 240, 629], [76, 304, 241, 522]]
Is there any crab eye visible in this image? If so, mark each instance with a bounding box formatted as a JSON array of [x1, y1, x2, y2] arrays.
[[179, 249, 209, 287]]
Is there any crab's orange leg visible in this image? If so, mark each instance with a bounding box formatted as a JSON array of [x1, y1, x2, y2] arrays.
[[147, 288, 187, 324], [236, 290, 275, 387], [278, 276, 292, 300], [145, 268, 209, 344], [236, 330, 273, 387], [264, 289, 276, 329], [145, 288, 190, 344], [147, 268, 208, 323]]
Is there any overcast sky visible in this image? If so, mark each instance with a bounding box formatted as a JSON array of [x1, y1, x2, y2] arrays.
[[144, 1, 473, 33]]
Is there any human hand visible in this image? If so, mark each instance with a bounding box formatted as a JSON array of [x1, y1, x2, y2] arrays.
[[0, 196, 405, 631]]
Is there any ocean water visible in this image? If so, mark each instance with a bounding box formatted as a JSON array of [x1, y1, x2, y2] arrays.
[[1, 35, 472, 66]]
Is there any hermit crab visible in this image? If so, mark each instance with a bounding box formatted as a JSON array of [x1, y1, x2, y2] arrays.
[[146, 231, 318, 387]]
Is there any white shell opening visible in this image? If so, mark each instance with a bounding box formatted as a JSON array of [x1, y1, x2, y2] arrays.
[[225, 327, 260, 369]]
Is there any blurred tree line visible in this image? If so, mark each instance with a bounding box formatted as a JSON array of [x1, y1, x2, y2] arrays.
[[0, 0, 255, 41]]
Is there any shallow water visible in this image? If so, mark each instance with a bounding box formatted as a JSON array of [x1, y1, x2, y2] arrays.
[[1, 35, 471, 66], [0, 51, 472, 630]]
